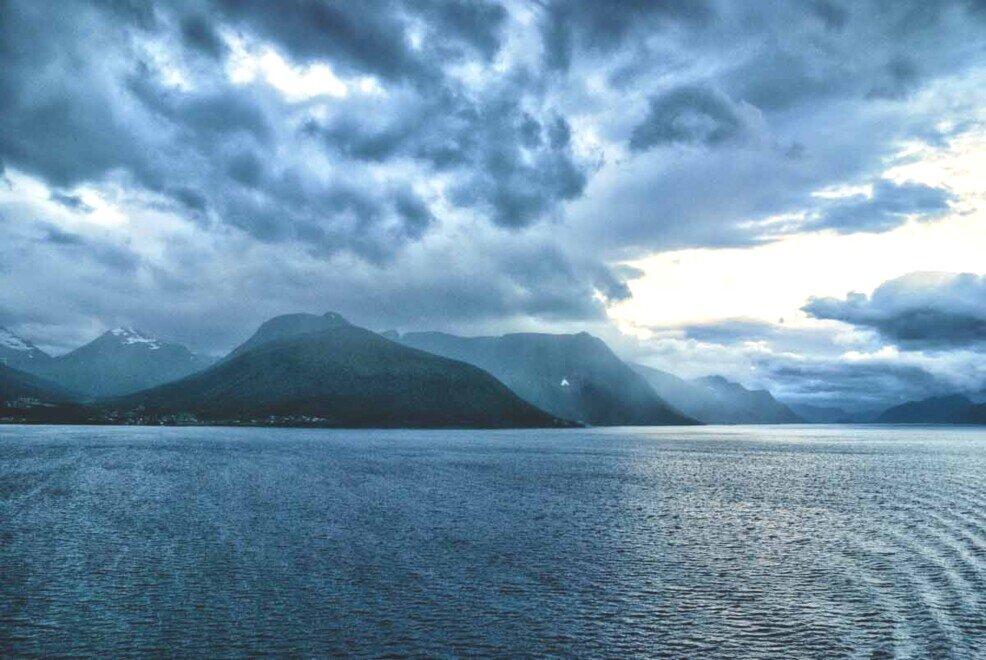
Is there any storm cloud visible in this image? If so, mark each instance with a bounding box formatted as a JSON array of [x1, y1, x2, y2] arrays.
[[0, 0, 982, 377], [629, 86, 759, 151], [805, 272, 986, 349]]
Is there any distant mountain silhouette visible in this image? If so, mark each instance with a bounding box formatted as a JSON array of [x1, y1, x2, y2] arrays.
[[398, 331, 696, 426], [0, 364, 75, 403], [876, 395, 986, 424], [111, 318, 566, 428], [969, 405, 986, 424], [786, 403, 871, 424], [0, 326, 52, 369], [0, 364, 90, 423], [633, 365, 803, 424], [27, 328, 212, 397]]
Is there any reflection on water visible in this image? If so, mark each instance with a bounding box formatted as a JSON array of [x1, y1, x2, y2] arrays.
[[1, 424, 985, 656]]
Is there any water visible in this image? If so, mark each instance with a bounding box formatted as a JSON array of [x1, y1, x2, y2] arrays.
[[1, 425, 985, 657]]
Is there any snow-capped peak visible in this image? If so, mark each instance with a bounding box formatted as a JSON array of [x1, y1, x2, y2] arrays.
[[0, 326, 33, 353], [108, 327, 163, 350]]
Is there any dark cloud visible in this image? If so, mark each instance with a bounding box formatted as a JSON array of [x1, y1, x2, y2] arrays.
[[714, 2, 982, 114], [0, 0, 585, 265], [128, 74, 272, 145], [32, 223, 140, 273], [540, 0, 715, 71], [49, 192, 94, 213], [212, 173, 439, 262], [41, 226, 87, 247], [867, 57, 920, 100], [766, 358, 952, 411], [409, 0, 508, 62], [729, 49, 843, 113], [0, 1, 184, 192], [225, 151, 265, 189], [810, 179, 955, 233], [629, 86, 756, 151], [0, 0, 982, 358], [170, 187, 209, 213], [804, 272, 986, 349], [97, 0, 161, 30], [308, 81, 587, 228], [179, 14, 227, 60], [808, 0, 849, 30], [391, 189, 434, 240], [214, 0, 425, 82], [213, 0, 508, 85]]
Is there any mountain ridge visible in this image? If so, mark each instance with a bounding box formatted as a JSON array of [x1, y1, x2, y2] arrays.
[[0, 326, 53, 369], [633, 364, 803, 424], [398, 331, 696, 426], [876, 395, 986, 425], [25, 328, 213, 398], [108, 321, 569, 429]]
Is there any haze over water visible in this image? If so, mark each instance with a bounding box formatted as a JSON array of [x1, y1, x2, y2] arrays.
[[2, 425, 985, 657]]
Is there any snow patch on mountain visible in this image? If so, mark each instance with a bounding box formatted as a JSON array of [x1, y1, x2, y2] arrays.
[[0, 327, 34, 352], [109, 327, 163, 350]]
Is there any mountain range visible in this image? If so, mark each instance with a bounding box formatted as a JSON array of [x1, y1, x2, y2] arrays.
[[876, 395, 986, 425], [632, 365, 803, 424], [0, 314, 982, 428], [397, 331, 696, 426], [785, 404, 861, 424], [23, 328, 213, 397], [109, 317, 565, 428]]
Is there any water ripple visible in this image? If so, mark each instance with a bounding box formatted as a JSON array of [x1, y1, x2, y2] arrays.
[[0, 424, 985, 657]]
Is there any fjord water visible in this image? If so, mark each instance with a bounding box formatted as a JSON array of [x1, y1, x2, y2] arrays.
[[2, 426, 985, 656]]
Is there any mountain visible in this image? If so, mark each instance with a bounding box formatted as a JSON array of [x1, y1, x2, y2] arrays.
[[0, 364, 91, 423], [0, 364, 75, 404], [694, 376, 804, 424], [965, 404, 986, 424], [633, 365, 803, 424], [0, 326, 53, 369], [225, 312, 351, 361], [397, 331, 696, 426], [787, 404, 860, 424], [28, 328, 213, 398], [876, 395, 986, 425], [110, 319, 566, 428]]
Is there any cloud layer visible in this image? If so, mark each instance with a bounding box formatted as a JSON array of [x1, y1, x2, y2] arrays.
[[0, 0, 983, 406]]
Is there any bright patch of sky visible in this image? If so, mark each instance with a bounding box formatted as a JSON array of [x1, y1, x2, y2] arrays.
[[610, 129, 986, 335], [225, 35, 383, 101], [0, 170, 127, 228]]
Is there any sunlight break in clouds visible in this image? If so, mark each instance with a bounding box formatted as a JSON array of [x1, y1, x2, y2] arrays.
[[227, 36, 359, 101], [610, 129, 986, 334]]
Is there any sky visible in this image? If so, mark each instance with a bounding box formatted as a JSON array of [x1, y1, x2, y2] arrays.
[[0, 0, 983, 412]]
